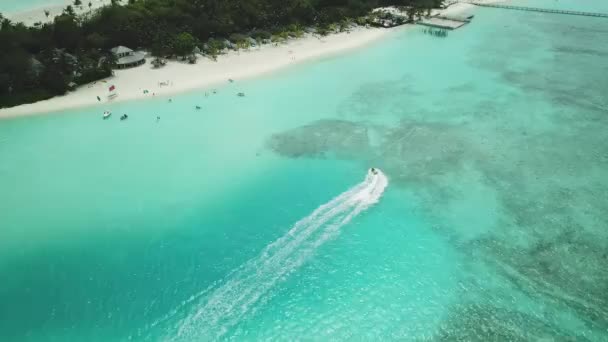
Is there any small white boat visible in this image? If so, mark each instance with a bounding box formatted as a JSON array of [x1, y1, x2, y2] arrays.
[[103, 111, 111, 119]]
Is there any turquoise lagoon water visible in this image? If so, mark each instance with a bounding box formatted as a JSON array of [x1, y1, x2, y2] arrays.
[[0, 0, 66, 14], [1, 0, 608, 340]]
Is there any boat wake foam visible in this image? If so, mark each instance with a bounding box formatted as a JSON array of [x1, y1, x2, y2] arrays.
[[165, 170, 388, 341]]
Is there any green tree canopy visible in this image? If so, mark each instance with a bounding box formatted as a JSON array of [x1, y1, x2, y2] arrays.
[[173, 32, 197, 57], [85, 32, 108, 49], [0, 0, 445, 108], [53, 14, 81, 50]]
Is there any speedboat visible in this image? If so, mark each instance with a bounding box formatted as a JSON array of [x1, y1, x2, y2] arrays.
[[103, 111, 111, 119], [369, 167, 379, 175], [120, 114, 128, 121]]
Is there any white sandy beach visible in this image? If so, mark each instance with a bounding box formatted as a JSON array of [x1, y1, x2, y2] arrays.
[[0, 1, 498, 119], [0, 27, 397, 118]]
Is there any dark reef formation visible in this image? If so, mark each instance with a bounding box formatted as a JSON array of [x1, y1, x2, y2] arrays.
[[265, 10, 608, 340], [266, 19, 608, 339], [267, 119, 372, 159]]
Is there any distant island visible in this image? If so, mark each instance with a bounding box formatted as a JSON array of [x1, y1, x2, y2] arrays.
[[0, 0, 444, 109]]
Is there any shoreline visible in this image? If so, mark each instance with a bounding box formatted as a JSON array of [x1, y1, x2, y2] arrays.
[[0, 27, 398, 119], [0, 2, 491, 119]]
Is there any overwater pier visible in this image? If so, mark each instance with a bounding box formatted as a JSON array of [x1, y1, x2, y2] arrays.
[[470, 2, 608, 18]]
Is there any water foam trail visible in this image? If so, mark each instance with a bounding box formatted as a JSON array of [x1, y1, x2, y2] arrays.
[[167, 171, 388, 341]]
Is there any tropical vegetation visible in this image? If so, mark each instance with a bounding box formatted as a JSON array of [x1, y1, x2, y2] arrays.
[[0, 0, 444, 108]]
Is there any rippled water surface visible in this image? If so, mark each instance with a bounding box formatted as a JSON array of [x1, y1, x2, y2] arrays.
[[1, 0, 607, 340]]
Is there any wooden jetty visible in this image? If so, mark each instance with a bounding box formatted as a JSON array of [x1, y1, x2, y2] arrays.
[[437, 14, 475, 23], [418, 17, 467, 30], [470, 3, 608, 18], [418, 13, 474, 30]]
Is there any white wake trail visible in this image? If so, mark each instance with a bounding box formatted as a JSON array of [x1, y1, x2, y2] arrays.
[[167, 171, 388, 341]]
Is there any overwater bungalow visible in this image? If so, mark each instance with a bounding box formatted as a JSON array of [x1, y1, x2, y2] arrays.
[[111, 46, 146, 69]]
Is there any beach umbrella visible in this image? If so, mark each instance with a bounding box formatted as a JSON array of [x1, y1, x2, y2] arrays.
[[108, 85, 118, 99]]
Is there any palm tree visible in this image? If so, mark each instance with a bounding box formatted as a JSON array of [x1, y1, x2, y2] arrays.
[[406, 7, 416, 22], [63, 5, 76, 17], [338, 19, 353, 33], [416, 8, 424, 21], [236, 40, 249, 51], [316, 24, 331, 37], [44, 10, 50, 18], [286, 24, 304, 38], [88, 2, 92, 11], [101, 51, 117, 72], [0, 16, 12, 30], [270, 34, 284, 45]]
